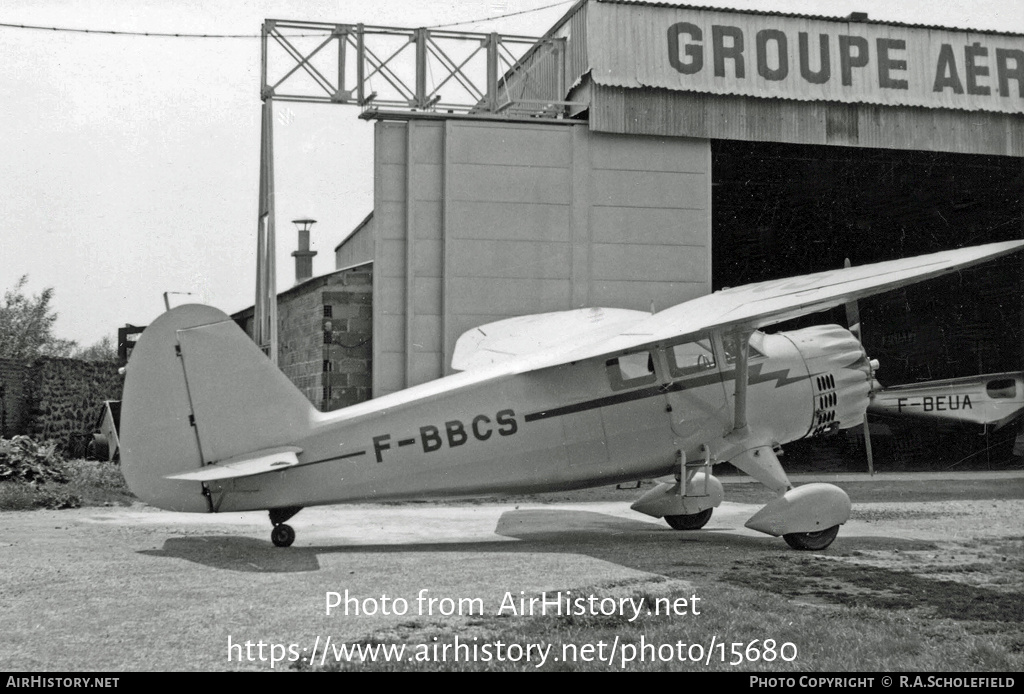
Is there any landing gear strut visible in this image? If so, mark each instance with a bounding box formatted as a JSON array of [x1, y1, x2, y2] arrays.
[[269, 506, 302, 548]]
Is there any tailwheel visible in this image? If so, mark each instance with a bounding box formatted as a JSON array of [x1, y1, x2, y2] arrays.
[[271, 524, 295, 548], [268, 506, 302, 548], [664, 508, 713, 530], [783, 525, 839, 551]]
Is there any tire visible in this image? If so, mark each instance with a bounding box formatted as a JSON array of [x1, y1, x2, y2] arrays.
[[271, 524, 296, 548], [664, 508, 713, 530], [783, 525, 839, 551]]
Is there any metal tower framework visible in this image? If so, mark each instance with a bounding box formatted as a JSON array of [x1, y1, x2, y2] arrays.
[[253, 19, 581, 361]]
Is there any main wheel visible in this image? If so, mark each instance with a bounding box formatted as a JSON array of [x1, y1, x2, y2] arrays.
[[664, 508, 713, 530], [783, 525, 839, 551], [271, 524, 296, 548]]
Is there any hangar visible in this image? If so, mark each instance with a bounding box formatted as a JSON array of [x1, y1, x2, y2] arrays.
[[259, 1, 1023, 467]]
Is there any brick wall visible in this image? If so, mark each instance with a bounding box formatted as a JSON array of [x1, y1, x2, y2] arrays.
[[279, 289, 328, 407], [232, 264, 374, 412], [322, 266, 373, 410]]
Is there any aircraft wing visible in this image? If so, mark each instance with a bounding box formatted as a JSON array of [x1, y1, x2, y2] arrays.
[[513, 240, 1024, 372], [452, 307, 649, 371]]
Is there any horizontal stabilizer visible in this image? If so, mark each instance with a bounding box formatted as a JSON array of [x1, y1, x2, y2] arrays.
[[869, 372, 1024, 429], [166, 446, 303, 482]]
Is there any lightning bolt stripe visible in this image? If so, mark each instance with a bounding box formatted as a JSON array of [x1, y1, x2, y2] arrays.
[[524, 363, 812, 423], [746, 362, 810, 389]]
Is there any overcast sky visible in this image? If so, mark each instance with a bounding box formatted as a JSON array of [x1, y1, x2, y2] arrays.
[[2, 0, 1021, 348]]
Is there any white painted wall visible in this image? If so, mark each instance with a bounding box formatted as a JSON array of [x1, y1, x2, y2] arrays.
[[370, 117, 711, 396]]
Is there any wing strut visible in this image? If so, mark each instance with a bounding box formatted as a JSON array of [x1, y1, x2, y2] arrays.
[[731, 330, 753, 434]]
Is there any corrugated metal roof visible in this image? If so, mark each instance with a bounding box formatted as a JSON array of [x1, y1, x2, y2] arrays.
[[586, 3, 1024, 116], [589, 84, 1024, 157], [534, 0, 588, 40], [511, 0, 1024, 129], [594, 0, 1024, 37], [587, 76, 1023, 116], [334, 211, 374, 253]]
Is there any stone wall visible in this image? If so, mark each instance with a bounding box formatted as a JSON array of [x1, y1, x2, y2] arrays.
[[0, 357, 123, 451], [0, 359, 28, 438], [25, 358, 123, 449]]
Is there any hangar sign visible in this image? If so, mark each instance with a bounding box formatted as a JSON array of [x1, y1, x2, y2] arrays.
[[588, 4, 1024, 114]]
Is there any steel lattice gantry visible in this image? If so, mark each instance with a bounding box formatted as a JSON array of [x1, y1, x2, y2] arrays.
[[253, 20, 582, 361]]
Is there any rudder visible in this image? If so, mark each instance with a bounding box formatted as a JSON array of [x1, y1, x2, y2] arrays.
[[120, 304, 317, 512]]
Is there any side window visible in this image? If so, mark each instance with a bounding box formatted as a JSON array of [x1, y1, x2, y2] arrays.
[[721, 333, 765, 364], [607, 351, 657, 390], [987, 379, 1017, 399], [667, 339, 716, 377]]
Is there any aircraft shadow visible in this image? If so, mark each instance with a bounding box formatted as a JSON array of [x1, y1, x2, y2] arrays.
[[139, 507, 937, 578], [139, 536, 323, 573]]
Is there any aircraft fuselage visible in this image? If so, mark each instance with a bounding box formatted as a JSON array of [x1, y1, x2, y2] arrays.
[[209, 325, 871, 513]]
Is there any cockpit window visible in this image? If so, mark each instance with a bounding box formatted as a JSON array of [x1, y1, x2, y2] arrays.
[[667, 339, 716, 377], [722, 332, 766, 364], [607, 351, 657, 390], [987, 379, 1017, 399]]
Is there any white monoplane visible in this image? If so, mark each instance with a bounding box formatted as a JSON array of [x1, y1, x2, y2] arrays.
[[119, 240, 1024, 550]]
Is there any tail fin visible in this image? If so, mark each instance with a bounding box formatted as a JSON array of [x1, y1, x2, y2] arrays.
[[120, 304, 317, 512]]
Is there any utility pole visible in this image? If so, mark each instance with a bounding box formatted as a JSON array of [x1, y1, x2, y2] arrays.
[[254, 65, 278, 364]]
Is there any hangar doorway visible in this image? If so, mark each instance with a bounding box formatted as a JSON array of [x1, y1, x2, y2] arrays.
[[711, 141, 1024, 470]]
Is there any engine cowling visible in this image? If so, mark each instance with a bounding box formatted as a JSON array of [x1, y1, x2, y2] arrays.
[[780, 325, 873, 439]]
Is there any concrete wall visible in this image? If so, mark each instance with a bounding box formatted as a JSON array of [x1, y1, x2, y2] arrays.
[[372, 116, 711, 395]]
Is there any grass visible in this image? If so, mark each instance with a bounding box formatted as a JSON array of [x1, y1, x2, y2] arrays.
[[0, 458, 134, 511], [2, 448, 1020, 671], [293, 576, 1023, 672]]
